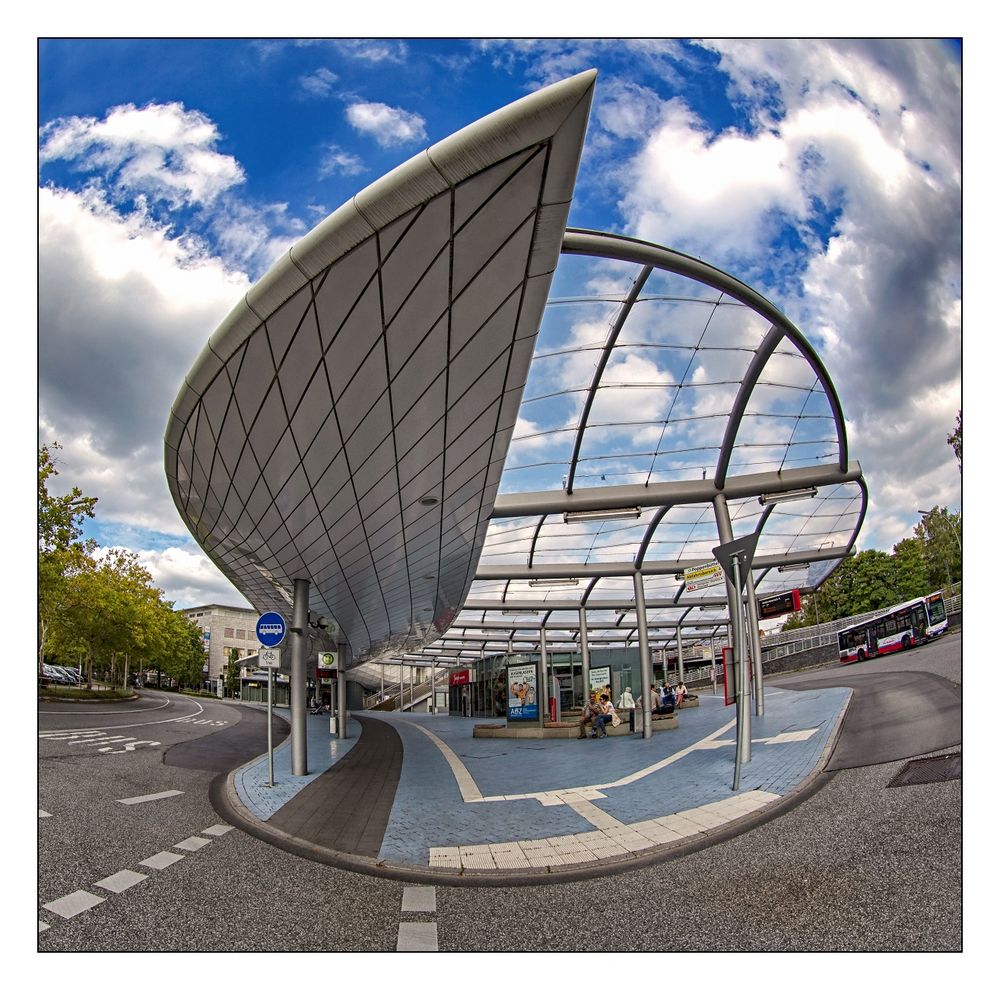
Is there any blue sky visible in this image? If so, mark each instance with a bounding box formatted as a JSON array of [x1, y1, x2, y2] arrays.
[[35, 37, 963, 610]]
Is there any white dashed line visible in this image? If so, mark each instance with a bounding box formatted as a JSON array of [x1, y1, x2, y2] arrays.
[[201, 824, 234, 836], [39, 810, 52, 818], [94, 869, 148, 893], [397, 921, 439, 951], [398, 886, 439, 951], [138, 851, 185, 870], [117, 790, 184, 805], [43, 890, 105, 919], [40, 822, 236, 935], [401, 886, 436, 912], [174, 836, 212, 852]]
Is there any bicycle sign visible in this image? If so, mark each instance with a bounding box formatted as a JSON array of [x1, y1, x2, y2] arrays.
[[256, 612, 287, 648]]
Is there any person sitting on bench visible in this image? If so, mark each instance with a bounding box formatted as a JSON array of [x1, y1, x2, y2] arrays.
[[577, 693, 603, 739], [591, 694, 616, 738], [654, 683, 675, 715]]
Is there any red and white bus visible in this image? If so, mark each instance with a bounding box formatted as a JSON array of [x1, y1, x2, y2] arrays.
[[837, 592, 949, 663]]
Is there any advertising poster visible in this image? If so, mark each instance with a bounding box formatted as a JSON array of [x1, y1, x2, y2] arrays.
[[506, 662, 538, 722], [588, 665, 612, 701]]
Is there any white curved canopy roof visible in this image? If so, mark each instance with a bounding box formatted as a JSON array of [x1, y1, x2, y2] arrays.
[[165, 71, 598, 666], [166, 69, 866, 671]]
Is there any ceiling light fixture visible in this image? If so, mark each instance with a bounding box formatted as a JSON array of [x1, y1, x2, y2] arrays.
[[502, 609, 539, 616], [758, 487, 818, 506], [563, 506, 642, 524], [419, 495, 440, 507], [527, 577, 580, 588], [777, 562, 810, 572]]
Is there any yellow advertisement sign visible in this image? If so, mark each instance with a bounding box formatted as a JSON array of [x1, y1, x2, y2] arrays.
[[684, 561, 725, 592]]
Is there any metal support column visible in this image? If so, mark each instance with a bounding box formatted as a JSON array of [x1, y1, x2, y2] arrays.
[[579, 607, 591, 707], [675, 623, 685, 685], [538, 627, 549, 725], [634, 571, 653, 740], [336, 662, 346, 738], [713, 495, 751, 774], [431, 659, 437, 714], [290, 577, 309, 776], [743, 576, 765, 716]]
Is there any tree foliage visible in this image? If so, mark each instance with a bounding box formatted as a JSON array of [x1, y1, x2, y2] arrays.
[[947, 410, 962, 472], [781, 507, 961, 631], [39, 443, 207, 690]]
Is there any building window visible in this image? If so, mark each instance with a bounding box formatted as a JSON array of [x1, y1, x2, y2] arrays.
[[225, 627, 235, 638], [236, 629, 245, 639]]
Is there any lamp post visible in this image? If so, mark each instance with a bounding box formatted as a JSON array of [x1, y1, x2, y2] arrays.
[[919, 509, 962, 552]]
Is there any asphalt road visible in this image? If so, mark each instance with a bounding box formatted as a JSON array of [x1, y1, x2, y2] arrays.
[[37, 633, 962, 953]]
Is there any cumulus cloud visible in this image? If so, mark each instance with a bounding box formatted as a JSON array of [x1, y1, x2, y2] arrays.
[[318, 142, 365, 178], [39, 102, 245, 208], [136, 546, 252, 609], [299, 67, 339, 97], [345, 101, 427, 147], [607, 39, 961, 546], [335, 39, 408, 64], [38, 184, 249, 519]]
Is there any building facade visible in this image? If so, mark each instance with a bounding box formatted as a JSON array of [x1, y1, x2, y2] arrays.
[[179, 604, 261, 686]]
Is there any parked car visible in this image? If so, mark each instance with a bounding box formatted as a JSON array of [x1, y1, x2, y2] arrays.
[[41, 664, 74, 685]]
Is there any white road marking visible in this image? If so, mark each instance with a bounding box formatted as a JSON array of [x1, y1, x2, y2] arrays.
[[38, 697, 207, 732], [397, 921, 438, 951], [41, 697, 173, 715], [401, 886, 436, 912], [201, 824, 234, 836], [139, 851, 185, 870], [39, 810, 52, 818], [117, 790, 184, 805], [100, 740, 161, 753], [43, 890, 105, 919], [39, 921, 50, 932], [68, 734, 135, 746], [174, 836, 212, 852], [94, 869, 148, 893]]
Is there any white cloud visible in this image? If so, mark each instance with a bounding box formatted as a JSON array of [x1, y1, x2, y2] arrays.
[[336, 40, 409, 63], [39, 102, 245, 208], [345, 101, 427, 148], [318, 143, 365, 178], [610, 39, 961, 545], [135, 546, 251, 609], [38, 184, 249, 531], [299, 67, 339, 97]]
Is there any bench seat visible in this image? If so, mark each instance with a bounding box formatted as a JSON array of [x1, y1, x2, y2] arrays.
[[473, 712, 677, 739]]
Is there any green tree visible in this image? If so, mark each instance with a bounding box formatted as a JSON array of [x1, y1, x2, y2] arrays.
[[226, 647, 241, 697], [38, 443, 97, 670], [153, 610, 206, 689], [947, 410, 962, 472], [891, 537, 930, 600], [916, 506, 962, 591]]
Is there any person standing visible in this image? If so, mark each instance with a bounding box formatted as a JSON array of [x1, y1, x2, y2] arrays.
[[619, 686, 636, 732]]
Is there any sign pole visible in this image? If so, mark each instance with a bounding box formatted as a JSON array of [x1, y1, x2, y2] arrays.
[[731, 553, 745, 790], [267, 667, 275, 787]]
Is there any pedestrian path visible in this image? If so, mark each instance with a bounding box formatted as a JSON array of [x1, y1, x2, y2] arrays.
[[226, 685, 849, 879]]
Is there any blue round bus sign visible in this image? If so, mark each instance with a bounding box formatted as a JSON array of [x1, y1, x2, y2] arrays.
[[256, 611, 287, 648]]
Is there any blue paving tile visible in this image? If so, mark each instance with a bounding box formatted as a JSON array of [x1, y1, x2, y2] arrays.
[[229, 685, 849, 866]]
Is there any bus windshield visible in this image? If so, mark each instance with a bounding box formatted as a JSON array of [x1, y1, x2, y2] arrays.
[[927, 596, 947, 625]]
